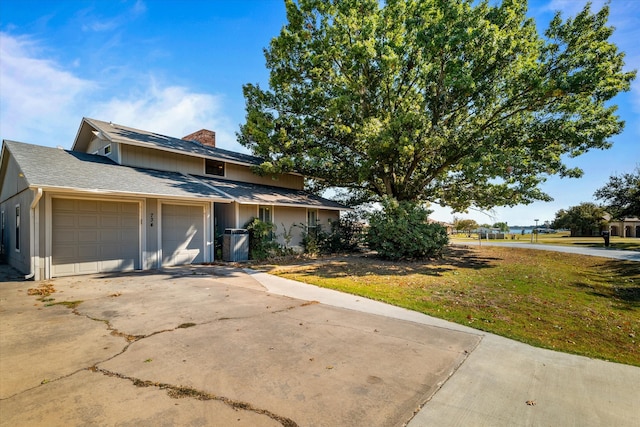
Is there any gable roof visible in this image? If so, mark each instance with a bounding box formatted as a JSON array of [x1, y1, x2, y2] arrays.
[[2, 140, 347, 210], [73, 118, 264, 167], [194, 175, 347, 210], [2, 140, 232, 202]]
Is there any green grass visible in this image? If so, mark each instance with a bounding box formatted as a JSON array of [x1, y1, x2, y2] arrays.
[[263, 246, 640, 366], [451, 232, 640, 251]]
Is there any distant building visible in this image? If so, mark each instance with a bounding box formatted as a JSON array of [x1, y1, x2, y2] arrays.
[[607, 217, 640, 238]]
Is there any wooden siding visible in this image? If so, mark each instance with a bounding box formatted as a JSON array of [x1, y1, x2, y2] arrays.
[[87, 136, 107, 154], [120, 145, 202, 174], [225, 163, 304, 190], [0, 154, 29, 203], [0, 189, 34, 274]]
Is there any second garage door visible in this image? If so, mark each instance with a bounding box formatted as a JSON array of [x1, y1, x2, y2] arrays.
[[52, 198, 140, 276], [162, 204, 205, 266]]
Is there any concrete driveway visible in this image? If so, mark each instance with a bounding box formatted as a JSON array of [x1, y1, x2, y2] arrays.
[[2, 264, 639, 426], [0, 265, 479, 427]]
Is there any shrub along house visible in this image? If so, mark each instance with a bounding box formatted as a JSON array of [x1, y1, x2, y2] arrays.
[[0, 118, 345, 280]]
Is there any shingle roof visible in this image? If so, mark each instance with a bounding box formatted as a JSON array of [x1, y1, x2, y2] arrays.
[[3, 140, 231, 201], [84, 118, 264, 166], [194, 175, 347, 210], [3, 140, 347, 210]]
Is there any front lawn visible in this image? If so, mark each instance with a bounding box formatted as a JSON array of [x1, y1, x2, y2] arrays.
[[261, 246, 639, 366], [451, 232, 640, 251]]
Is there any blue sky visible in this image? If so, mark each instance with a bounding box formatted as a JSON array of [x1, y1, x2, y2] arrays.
[[1, 0, 638, 226]]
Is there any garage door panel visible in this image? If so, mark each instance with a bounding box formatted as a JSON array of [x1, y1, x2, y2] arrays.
[[55, 214, 76, 227], [100, 203, 119, 213], [52, 199, 140, 277], [53, 229, 76, 243], [54, 245, 76, 259], [100, 216, 120, 227], [78, 262, 99, 273], [122, 217, 139, 227], [162, 204, 204, 267], [55, 199, 76, 211], [78, 201, 98, 212], [77, 245, 99, 258], [79, 231, 99, 242], [79, 215, 99, 227]]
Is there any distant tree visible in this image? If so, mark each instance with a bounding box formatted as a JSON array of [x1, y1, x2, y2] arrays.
[[552, 203, 607, 237], [240, 0, 635, 211], [594, 167, 640, 219], [453, 217, 478, 236], [493, 222, 509, 232]]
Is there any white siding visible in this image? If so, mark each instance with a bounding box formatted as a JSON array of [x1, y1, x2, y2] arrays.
[[274, 206, 305, 248]]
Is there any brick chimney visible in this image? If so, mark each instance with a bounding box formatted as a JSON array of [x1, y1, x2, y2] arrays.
[[182, 129, 216, 147]]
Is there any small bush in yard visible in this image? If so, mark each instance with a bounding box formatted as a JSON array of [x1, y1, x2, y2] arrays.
[[245, 218, 280, 260], [366, 198, 448, 260], [301, 211, 365, 255]]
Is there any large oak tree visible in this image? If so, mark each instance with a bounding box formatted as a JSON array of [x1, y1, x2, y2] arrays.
[[239, 0, 635, 210]]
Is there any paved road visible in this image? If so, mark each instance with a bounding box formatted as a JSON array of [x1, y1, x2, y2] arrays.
[[451, 240, 640, 261]]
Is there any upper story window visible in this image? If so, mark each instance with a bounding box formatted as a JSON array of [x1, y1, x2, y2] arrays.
[[104, 144, 111, 155], [205, 159, 225, 176]]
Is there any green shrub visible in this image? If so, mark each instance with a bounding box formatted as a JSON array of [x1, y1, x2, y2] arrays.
[[322, 211, 365, 253], [366, 198, 448, 260], [244, 218, 280, 260], [300, 211, 365, 255]]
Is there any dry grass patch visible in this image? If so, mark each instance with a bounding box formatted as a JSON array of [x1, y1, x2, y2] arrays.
[[265, 246, 639, 366]]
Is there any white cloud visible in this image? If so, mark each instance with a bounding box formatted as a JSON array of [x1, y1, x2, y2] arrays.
[[91, 80, 243, 151], [80, 0, 147, 33], [0, 32, 241, 151], [0, 32, 95, 146]]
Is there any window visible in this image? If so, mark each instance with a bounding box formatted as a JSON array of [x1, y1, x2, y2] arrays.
[[1, 210, 4, 251], [104, 144, 111, 155], [258, 206, 273, 240], [15, 205, 20, 252], [205, 159, 225, 176], [307, 209, 318, 237], [258, 205, 272, 223]]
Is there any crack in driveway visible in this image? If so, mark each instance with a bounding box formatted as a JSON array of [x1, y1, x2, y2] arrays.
[[89, 366, 299, 427]]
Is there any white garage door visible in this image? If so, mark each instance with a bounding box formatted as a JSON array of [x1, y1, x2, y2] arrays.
[[52, 199, 140, 276], [162, 204, 204, 266]]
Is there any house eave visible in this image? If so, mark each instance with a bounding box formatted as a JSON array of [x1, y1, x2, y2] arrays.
[[30, 184, 232, 203]]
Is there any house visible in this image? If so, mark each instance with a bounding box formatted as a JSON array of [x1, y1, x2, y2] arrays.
[[607, 217, 640, 238], [0, 118, 345, 280]]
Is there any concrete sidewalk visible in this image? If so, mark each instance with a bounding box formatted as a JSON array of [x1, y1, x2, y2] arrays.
[[451, 240, 640, 261], [248, 270, 640, 427]]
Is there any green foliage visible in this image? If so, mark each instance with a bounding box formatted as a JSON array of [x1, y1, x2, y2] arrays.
[[493, 222, 510, 232], [453, 217, 478, 234], [594, 167, 640, 219], [552, 202, 607, 237], [366, 198, 448, 260], [239, 0, 635, 211], [244, 218, 280, 260], [300, 211, 365, 255]]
